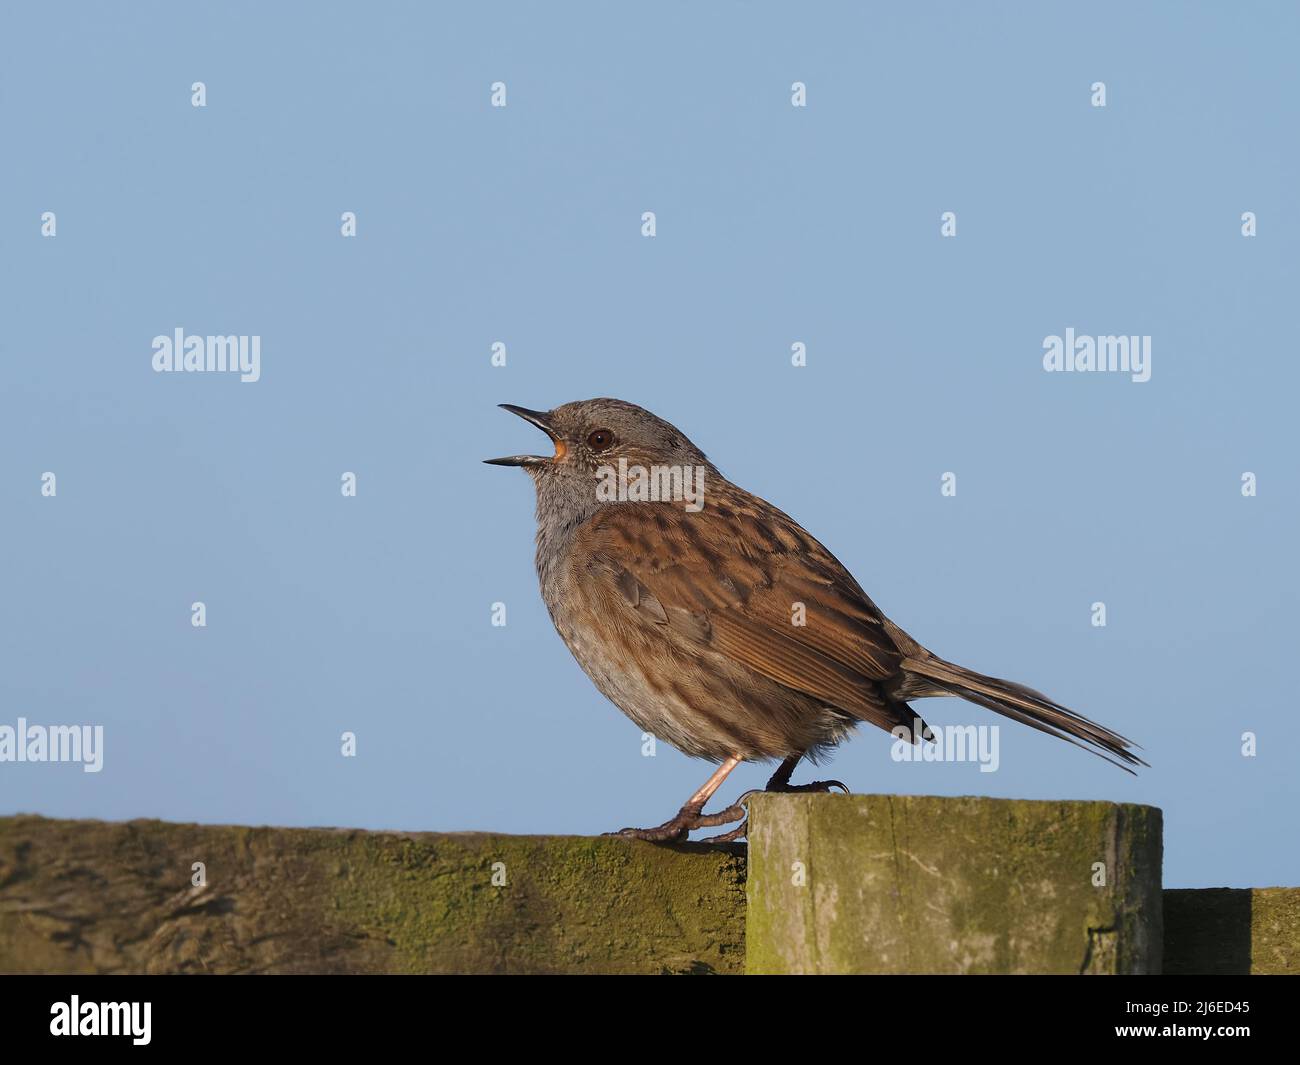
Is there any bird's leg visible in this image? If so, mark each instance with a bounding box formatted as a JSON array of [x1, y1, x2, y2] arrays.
[[764, 753, 849, 794], [612, 755, 747, 842]]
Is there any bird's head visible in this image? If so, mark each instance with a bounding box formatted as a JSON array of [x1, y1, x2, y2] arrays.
[[485, 398, 714, 521], [486, 398, 708, 477]]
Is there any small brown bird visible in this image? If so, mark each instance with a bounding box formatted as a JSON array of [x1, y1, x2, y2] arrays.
[[487, 399, 1144, 842]]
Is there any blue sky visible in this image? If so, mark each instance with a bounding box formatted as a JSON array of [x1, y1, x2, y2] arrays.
[[1, 2, 1297, 888]]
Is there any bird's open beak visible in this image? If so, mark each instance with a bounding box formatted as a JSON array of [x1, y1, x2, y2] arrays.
[[483, 404, 566, 467]]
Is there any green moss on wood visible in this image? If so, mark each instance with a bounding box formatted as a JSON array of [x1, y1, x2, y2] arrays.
[[11, 807, 1298, 977], [0, 816, 745, 974], [745, 794, 1163, 975]]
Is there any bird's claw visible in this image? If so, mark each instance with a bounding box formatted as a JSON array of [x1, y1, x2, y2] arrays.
[[697, 819, 748, 844], [770, 778, 850, 795], [607, 797, 749, 843], [696, 790, 761, 843]]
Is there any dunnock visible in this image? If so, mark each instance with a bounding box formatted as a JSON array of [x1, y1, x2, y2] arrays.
[[488, 399, 1143, 842]]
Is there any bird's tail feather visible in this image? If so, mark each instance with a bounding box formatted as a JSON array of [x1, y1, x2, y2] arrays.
[[900, 656, 1146, 774]]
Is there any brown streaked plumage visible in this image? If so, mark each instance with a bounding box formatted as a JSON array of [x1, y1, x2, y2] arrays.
[[487, 398, 1145, 842]]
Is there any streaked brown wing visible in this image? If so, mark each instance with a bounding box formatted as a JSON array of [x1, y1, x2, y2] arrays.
[[570, 497, 907, 730]]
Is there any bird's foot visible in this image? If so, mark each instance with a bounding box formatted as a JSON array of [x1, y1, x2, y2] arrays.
[[692, 788, 764, 843], [608, 797, 748, 843], [696, 818, 750, 844], [767, 778, 850, 794]]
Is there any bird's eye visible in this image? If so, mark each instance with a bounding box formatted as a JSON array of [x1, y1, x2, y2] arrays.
[[586, 429, 615, 451]]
